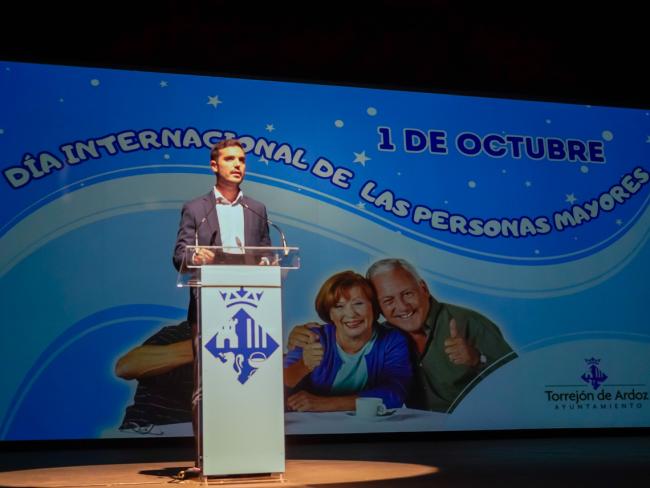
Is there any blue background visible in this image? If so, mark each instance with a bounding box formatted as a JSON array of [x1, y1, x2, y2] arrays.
[[1, 60, 649, 439]]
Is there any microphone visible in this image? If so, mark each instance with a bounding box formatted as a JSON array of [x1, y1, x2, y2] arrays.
[[194, 204, 216, 247], [240, 200, 289, 256], [191, 204, 217, 266], [235, 235, 245, 254]]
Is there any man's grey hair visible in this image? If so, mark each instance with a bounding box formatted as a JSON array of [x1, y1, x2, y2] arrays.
[[366, 258, 423, 282]]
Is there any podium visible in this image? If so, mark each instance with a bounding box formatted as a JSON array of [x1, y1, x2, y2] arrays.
[[177, 246, 300, 478]]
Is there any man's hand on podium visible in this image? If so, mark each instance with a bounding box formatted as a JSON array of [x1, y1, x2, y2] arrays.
[[192, 248, 215, 265]]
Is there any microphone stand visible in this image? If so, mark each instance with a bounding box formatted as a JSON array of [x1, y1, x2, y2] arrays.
[[240, 201, 290, 257]]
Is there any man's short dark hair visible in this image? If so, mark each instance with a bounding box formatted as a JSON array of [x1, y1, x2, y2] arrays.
[[210, 139, 244, 161]]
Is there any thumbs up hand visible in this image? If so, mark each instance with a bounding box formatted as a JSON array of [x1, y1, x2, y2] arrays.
[[302, 340, 324, 371], [287, 322, 322, 350], [443, 318, 480, 367]]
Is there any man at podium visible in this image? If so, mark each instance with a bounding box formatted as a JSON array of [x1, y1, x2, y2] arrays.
[[172, 138, 271, 471], [173, 138, 271, 283]]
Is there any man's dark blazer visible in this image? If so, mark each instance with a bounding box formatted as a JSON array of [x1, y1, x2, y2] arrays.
[[172, 189, 272, 323]]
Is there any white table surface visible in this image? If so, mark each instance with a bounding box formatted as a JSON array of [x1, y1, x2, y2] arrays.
[[102, 407, 449, 437], [285, 407, 449, 434]]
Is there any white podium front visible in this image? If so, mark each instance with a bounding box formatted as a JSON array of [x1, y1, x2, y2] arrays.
[[177, 246, 300, 478]]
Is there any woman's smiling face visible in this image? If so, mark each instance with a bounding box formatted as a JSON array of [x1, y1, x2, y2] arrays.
[[329, 285, 374, 341]]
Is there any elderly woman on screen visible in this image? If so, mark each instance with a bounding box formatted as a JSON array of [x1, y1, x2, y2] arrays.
[[284, 270, 412, 412]]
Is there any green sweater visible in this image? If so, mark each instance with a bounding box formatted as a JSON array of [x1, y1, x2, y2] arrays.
[[405, 297, 517, 413]]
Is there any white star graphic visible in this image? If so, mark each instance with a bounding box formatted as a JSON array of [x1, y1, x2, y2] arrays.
[[207, 95, 222, 108], [0, 128, 4, 135], [565, 193, 577, 205], [646, 136, 650, 143], [525, 181, 532, 187], [160, 81, 168, 87], [356, 202, 366, 209], [616, 219, 623, 226], [259, 156, 269, 165], [59, 97, 64, 103], [164, 154, 170, 160], [353, 151, 371, 166], [265, 124, 275, 132]]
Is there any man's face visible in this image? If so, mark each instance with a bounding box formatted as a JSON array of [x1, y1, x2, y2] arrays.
[[211, 146, 246, 186], [370, 266, 430, 334]]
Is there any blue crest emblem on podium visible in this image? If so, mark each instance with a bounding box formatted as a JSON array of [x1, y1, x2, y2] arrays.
[[580, 357, 608, 390], [204, 287, 279, 384]]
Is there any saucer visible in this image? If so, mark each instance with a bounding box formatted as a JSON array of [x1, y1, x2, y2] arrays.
[[346, 410, 396, 420]]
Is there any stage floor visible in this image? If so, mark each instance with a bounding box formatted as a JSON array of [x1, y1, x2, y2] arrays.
[[1, 434, 649, 487]]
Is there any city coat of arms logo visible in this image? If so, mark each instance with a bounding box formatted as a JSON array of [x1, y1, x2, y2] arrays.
[[581, 357, 608, 390], [204, 287, 279, 384]]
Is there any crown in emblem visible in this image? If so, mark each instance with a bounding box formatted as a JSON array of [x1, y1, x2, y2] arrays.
[[219, 286, 263, 308], [584, 357, 601, 366]]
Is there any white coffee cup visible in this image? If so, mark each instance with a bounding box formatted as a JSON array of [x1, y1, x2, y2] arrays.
[[355, 397, 387, 417]]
